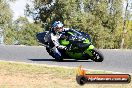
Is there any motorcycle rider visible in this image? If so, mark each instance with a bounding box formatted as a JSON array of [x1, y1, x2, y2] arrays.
[[48, 21, 70, 60], [46, 21, 85, 61]]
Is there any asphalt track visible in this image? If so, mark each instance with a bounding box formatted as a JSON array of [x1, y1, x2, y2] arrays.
[[0, 45, 132, 73]]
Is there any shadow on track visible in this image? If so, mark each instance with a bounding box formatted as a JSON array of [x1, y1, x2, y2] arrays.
[[28, 58, 93, 62], [28, 58, 55, 61]]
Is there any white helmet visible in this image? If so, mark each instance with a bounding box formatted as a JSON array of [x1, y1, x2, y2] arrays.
[[52, 21, 63, 34]]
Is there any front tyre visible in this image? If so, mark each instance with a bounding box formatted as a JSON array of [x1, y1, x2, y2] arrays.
[[91, 48, 104, 62]]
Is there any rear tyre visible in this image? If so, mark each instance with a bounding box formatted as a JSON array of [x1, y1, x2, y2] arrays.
[[91, 48, 104, 62]]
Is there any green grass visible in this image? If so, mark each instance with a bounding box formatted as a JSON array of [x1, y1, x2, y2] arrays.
[[0, 61, 131, 88]]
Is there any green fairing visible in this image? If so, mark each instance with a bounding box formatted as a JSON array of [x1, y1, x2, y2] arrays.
[[59, 31, 73, 46], [67, 32, 74, 35], [66, 51, 82, 59], [88, 45, 94, 50], [59, 31, 94, 59], [84, 45, 94, 56], [83, 39, 90, 44], [60, 39, 69, 46], [60, 39, 83, 59]]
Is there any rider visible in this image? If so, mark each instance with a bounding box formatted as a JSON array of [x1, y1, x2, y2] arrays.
[[49, 21, 70, 60], [48, 21, 84, 60]]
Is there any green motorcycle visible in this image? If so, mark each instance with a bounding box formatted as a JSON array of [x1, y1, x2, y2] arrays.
[[36, 30, 104, 62]]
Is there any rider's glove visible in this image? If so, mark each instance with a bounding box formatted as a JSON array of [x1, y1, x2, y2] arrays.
[[62, 46, 67, 50], [57, 45, 66, 50], [57, 45, 70, 51]]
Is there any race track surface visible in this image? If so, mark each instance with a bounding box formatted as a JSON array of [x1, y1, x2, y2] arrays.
[[0, 45, 132, 73]]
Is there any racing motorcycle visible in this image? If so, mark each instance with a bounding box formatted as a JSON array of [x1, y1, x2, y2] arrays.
[[36, 29, 104, 62]]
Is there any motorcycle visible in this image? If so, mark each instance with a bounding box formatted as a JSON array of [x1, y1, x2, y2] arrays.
[[36, 29, 104, 62]]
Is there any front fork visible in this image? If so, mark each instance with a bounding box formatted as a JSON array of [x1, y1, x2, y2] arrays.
[[84, 45, 94, 57]]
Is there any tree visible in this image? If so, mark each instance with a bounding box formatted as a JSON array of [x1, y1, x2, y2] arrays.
[[0, 0, 14, 44], [12, 17, 43, 45], [26, 0, 127, 48], [120, 0, 132, 49], [0, 0, 13, 27]]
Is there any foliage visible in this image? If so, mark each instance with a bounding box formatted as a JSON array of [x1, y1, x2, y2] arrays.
[[0, 0, 13, 27], [17, 22, 43, 45], [5, 17, 43, 45], [2, 0, 132, 48], [0, 0, 13, 44], [25, 0, 132, 48]]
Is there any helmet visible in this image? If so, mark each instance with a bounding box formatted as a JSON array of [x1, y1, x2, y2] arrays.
[[52, 21, 63, 28], [52, 21, 63, 33]]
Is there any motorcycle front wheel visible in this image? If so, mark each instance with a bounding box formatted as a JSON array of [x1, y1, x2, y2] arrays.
[[91, 48, 104, 62]]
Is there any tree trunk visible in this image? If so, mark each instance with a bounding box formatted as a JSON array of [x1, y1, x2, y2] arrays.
[[120, 0, 129, 49], [79, 0, 84, 13]]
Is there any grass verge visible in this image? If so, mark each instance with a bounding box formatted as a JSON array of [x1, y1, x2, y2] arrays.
[[0, 61, 131, 88]]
